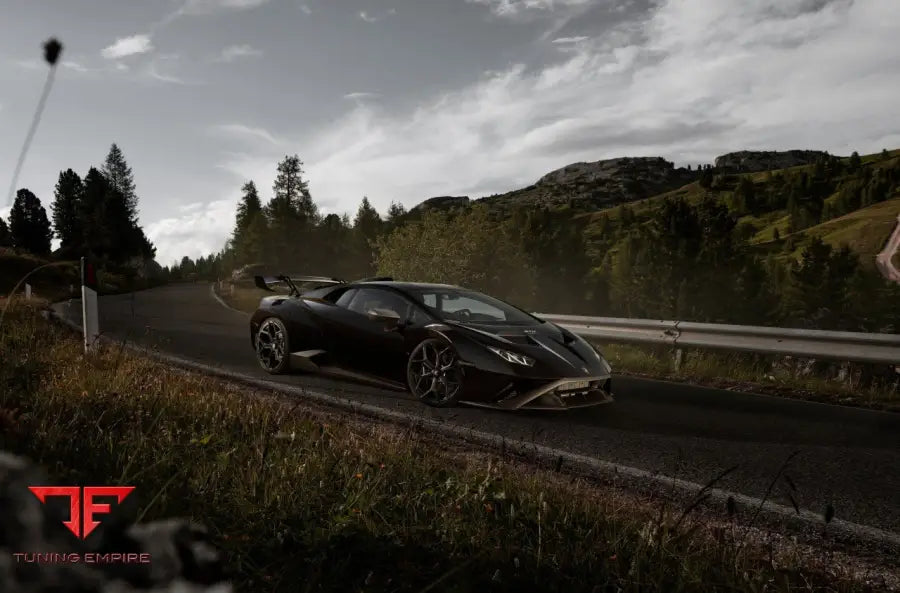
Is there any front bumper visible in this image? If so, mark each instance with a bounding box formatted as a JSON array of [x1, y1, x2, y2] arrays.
[[460, 376, 613, 411]]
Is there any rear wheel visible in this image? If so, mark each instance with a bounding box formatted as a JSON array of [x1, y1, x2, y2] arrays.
[[255, 317, 290, 374], [407, 338, 463, 407]]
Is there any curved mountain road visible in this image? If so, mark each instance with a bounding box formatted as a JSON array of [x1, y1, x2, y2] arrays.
[[52, 283, 900, 536], [876, 213, 900, 283]]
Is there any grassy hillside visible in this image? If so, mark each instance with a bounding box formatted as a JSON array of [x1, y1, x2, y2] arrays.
[[779, 197, 900, 264], [576, 148, 900, 272]]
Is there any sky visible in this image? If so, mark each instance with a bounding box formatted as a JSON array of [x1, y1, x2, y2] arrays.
[[0, 0, 898, 266]]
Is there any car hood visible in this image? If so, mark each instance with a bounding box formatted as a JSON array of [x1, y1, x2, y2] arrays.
[[445, 320, 610, 376]]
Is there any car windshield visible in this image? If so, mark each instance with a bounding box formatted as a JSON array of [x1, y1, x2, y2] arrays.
[[408, 288, 542, 326]]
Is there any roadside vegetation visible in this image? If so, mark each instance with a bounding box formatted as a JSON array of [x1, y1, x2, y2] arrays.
[[1, 301, 895, 592], [0, 143, 164, 300]]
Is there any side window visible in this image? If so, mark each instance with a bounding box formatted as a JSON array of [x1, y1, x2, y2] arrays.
[[442, 296, 506, 320], [334, 288, 358, 309], [347, 288, 412, 318], [421, 293, 437, 308]]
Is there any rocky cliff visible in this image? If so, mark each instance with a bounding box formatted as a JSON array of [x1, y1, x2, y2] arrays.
[[714, 150, 832, 173], [407, 195, 471, 216], [481, 156, 697, 210], [0, 451, 232, 593]]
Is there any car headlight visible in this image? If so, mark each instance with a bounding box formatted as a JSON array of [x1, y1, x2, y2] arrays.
[[487, 346, 535, 367]]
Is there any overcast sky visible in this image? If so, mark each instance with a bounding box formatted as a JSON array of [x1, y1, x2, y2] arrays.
[[1, 0, 898, 266]]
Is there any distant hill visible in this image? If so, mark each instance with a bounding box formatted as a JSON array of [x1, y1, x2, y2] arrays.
[[408, 150, 844, 215], [714, 150, 833, 173], [401, 148, 900, 279]]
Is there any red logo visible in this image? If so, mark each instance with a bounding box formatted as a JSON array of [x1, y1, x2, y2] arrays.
[[28, 486, 135, 539]]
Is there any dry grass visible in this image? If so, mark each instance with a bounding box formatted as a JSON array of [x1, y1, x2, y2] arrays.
[[0, 302, 895, 592]]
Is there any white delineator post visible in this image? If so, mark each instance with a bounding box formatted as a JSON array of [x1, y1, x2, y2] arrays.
[[81, 257, 100, 352], [24, 283, 32, 300]]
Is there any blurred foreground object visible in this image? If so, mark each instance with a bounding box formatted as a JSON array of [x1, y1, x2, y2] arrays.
[[4, 38, 65, 209]]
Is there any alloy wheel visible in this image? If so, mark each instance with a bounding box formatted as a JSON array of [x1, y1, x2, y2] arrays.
[[256, 318, 287, 372], [408, 339, 462, 406]]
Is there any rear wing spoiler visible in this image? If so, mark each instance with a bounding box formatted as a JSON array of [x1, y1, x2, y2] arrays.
[[254, 275, 345, 296]]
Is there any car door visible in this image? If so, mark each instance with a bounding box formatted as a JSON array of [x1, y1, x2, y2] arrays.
[[341, 287, 422, 380], [306, 287, 368, 367]]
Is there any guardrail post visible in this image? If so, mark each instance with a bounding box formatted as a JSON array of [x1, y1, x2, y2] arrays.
[[81, 257, 100, 352], [673, 348, 684, 372], [24, 283, 31, 300], [230, 283, 235, 296]]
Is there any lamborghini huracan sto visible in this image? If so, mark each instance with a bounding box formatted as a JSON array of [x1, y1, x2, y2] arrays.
[[249, 275, 613, 410]]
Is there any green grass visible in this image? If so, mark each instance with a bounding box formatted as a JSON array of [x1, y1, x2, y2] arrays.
[[598, 342, 899, 412], [0, 248, 81, 302], [580, 149, 900, 270], [0, 249, 168, 303], [0, 302, 889, 592]]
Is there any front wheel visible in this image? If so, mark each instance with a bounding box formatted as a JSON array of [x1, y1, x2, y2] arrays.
[[255, 317, 290, 374], [407, 338, 463, 407]]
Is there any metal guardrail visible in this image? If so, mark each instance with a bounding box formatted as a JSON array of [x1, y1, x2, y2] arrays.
[[536, 314, 900, 365]]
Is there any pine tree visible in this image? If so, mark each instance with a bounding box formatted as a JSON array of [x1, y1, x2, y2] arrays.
[[102, 143, 139, 222], [0, 217, 11, 247], [848, 151, 862, 172], [385, 201, 407, 231], [353, 197, 383, 276], [265, 155, 319, 268], [79, 168, 113, 259], [103, 184, 141, 263], [231, 181, 267, 265], [9, 189, 53, 256], [51, 169, 84, 250]]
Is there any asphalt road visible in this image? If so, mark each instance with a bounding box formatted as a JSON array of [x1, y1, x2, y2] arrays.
[[54, 283, 900, 535]]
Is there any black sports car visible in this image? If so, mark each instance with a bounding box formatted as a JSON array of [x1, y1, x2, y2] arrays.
[[249, 275, 613, 410]]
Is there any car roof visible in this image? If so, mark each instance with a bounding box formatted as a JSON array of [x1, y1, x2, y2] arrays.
[[349, 281, 462, 291]]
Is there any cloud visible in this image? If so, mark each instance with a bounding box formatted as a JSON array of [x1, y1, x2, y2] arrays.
[[146, 198, 238, 266], [175, 0, 271, 16], [358, 8, 395, 23], [144, 54, 194, 84], [212, 123, 284, 145], [216, 44, 264, 62], [344, 92, 381, 101], [12, 57, 96, 74], [61, 61, 90, 73], [101, 34, 154, 59], [467, 0, 594, 18], [156, 0, 900, 262], [551, 35, 589, 43], [291, 0, 900, 212], [300, 4, 312, 14]]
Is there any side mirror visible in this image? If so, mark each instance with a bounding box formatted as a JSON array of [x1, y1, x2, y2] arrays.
[[367, 308, 403, 329]]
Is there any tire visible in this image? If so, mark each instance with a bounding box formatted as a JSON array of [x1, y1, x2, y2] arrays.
[[406, 338, 463, 407], [255, 317, 290, 374]]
